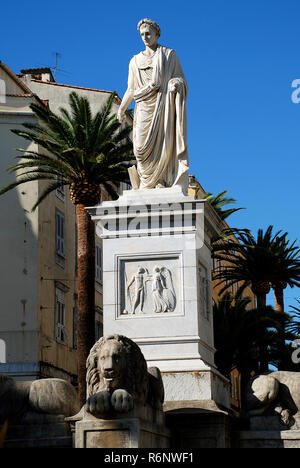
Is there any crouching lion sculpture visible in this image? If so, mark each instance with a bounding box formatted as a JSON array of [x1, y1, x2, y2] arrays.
[[0, 375, 79, 423], [246, 371, 300, 427], [74, 334, 164, 419]]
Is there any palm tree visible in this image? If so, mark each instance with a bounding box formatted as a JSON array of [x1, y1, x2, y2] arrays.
[[213, 292, 291, 406], [270, 235, 300, 313], [213, 226, 300, 372], [202, 190, 244, 221], [288, 299, 300, 335], [195, 188, 244, 221], [213, 225, 300, 310], [213, 292, 281, 375], [0, 91, 133, 405], [194, 188, 250, 252]]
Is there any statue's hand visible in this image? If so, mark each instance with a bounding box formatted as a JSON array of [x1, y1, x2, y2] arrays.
[[85, 390, 111, 415], [111, 389, 134, 413], [168, 79, 179, 94]]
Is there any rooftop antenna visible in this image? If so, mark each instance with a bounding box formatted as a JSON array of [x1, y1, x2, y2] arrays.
[[53, 52, 61, 81]]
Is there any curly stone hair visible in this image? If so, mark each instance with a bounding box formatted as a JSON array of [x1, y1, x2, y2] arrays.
[[137, 18, 161, 38], [86, 334, 149, 402]]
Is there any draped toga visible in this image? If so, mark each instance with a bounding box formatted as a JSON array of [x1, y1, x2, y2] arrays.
[[128, 45, 189, 189]]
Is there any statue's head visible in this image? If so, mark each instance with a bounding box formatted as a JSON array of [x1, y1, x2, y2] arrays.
[[86, 334, 149, 399], [137, 18, 160, 47]]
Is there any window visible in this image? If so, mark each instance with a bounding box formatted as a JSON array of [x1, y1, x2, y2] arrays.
[[56, 184, 65, 202], [95, 307, 103, 341], [95, 320, 103, 341], [55, 288, 67, 342], [95, 243, 102, 283], [56, 210, 65, 257], [234, 376, 239, 401]]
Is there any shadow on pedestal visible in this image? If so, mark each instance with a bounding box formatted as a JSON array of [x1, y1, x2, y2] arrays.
[[164, 400, 231, 449]]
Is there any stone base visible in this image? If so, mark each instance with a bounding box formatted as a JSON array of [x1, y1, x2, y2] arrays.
[[164, 400, 231, 448], [75, 416, 170, 449], [162, 369, 230, 410], [73, 402, 170, 449], [3, 413, 72, 448], [233, 430, 300, 448], [249, 414, 300, 431]]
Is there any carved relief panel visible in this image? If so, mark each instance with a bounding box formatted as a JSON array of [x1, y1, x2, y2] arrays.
[[119, 256, 181, 317], [198, 262, 210, 320]]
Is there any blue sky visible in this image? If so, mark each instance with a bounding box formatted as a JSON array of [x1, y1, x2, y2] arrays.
[[2, 0, 300, 310]]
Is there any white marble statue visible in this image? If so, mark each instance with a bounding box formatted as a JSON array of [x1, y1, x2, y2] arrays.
[[117, 18, 189, 190]]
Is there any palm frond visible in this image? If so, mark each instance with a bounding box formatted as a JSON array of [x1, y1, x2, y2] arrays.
[[1, 91, 133, 209], [31, 179, 68, 211]]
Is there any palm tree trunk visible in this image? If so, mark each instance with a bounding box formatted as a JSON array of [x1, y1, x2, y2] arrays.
[[273, 284, 286, 313], [256, 292, 266, 309], [76, 203, 96, 407], [252, 282, 270, 373], [252, 280, 270, 309], [272, 282, 287, 370], [255, 292, 269, 372]]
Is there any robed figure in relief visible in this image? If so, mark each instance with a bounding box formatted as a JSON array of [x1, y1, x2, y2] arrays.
[[117, 18, 189, 190]]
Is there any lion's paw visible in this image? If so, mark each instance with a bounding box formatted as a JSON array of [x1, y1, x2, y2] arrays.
[[281, 409, 291, 426], [111, 389, 134, 413], [85, 390, 111, 415]]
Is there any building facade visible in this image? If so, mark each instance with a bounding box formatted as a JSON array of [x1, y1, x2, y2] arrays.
[[0, 63, 129, 383]]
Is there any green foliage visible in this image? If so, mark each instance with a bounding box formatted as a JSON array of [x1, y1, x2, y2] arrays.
[[195, 189, 244, 220], [213, 292, 294, 378], [212, 225, 300, 297], [0, 91, 134, 210], [287, 299, 300, 335]]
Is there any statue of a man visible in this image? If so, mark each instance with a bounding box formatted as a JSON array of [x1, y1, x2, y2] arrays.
[[117, 18, 189, 190]]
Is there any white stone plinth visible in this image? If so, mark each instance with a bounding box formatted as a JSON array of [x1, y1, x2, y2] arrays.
[[75, 417, 170, 449], [74, 404, 170, 449], [87, 187, 229, 409]]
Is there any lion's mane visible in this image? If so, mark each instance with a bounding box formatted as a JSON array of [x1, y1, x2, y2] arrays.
[[86, 334, 157, 406]]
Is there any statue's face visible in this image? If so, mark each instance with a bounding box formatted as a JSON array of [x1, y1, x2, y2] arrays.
[[98, 340, 125, 390], [139, 23, 158, 48]]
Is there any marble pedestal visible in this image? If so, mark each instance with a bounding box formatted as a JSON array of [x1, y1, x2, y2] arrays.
[[74, 404, 170, 449], [232, 414, 300, 448], [87, 186, 230, 410]]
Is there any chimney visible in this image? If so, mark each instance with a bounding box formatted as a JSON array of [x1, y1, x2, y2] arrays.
[[19, 67, 55, 83]]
